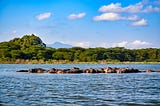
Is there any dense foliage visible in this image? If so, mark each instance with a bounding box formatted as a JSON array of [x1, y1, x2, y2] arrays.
[[0, 34, 160, 63]]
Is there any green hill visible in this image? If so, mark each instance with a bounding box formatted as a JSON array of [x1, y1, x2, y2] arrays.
[[0, 34, 160, 63]]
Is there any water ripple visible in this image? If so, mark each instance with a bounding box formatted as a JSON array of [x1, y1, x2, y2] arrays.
[[0, 64, 160, 105]]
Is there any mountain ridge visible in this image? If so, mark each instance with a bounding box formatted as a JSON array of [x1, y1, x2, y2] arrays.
[[47, 42, 72, 48]]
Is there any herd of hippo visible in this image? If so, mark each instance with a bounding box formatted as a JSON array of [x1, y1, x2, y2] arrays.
[[16, 67, 160, 74]]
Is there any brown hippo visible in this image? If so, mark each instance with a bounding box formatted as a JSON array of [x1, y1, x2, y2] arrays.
[[29, 68, 47, 73]]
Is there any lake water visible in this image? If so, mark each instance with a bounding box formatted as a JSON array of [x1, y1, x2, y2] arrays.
[[0, 64, 160, 106]]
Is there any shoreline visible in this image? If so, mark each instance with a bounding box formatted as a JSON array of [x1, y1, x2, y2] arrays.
[[0, 60, 160, 64]]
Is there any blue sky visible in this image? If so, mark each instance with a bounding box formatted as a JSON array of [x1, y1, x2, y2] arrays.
[[0, 0, 160, 48]]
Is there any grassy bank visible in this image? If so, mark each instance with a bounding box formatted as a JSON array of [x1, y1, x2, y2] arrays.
[[0, 59, 160, 64]]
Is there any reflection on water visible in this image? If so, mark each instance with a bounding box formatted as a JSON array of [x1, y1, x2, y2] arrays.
[[0, 64, 160, 106]]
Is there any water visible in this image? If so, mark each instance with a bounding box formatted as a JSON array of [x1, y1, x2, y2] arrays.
[[0, 64, 160, 106]]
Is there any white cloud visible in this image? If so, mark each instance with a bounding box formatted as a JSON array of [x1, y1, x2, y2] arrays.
[[97, 43, 108, 48], [96, 40, 151, 49], [93, 13, 124, 21], [99, 2, 142, 13], [127, 15, 139, 21], [131, 40, 151, 46], [63, 41, 91, 48], [131, 19, 147, 26], [96, 41, 128, 48], [125, 2, 143, 13], [99, 3, 123, 13], [98, 2, 160, 13], [112, 41, 128, 47], [93, 13, 139, 21], [68, 13, 86, 20], [74, 41, 91, 48], [142, 5, 160, 13], [36, 12, 51, 20]]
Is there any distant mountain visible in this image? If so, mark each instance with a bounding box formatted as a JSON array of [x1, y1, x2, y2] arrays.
[[47, 42, 73, 48]]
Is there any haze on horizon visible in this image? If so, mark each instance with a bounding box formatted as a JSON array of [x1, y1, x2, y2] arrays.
[[0, 0, 160, 49]]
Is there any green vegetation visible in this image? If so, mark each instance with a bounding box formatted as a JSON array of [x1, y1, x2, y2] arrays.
[[0, 34, 160, 64]]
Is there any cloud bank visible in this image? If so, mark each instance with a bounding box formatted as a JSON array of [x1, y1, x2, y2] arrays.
[[99, 2, 160, 13], [93, 1, 160, 26], [66, 40, 151, 49], [106, 40, 151, 48]]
